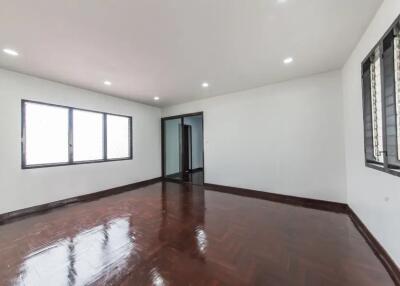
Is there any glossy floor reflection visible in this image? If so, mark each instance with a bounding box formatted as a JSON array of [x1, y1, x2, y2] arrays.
[[0, 182, 395, 286], [165, 170, 204, 186]]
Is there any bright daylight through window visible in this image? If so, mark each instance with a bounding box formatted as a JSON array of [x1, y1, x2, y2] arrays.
[[73, 110, 104, 162], [24, 102, 69, 166], [106, 114, 131, 160], [22, 101, 132, 168]]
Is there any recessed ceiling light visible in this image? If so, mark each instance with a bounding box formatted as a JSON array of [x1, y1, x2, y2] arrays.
[[277, 0, 287, 3], [103, 80, 112, 86], [283, 57, 293, 64], [202, 82, 209, 88], [154, 96, 160, 101], [3, 48, 19, 56]]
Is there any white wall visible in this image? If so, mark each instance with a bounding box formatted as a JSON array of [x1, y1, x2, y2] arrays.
[[184, 115, 203, 169], [163, 71, 347, 203], [0, 68, 161, 215], [342, 0, 400, 267]]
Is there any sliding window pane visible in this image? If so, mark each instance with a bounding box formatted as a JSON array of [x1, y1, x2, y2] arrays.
[[381, 35, 400, 168], [73, 110, 104, 162], [361, 16, 400, 177], [106, 115, 130, 159], [394, 35, 400, 160], [362, 62, 376, 162], [25, 102, 69, 165]]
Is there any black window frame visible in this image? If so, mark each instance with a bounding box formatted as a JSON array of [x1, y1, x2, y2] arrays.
[[361, 14, 400, 177], [21, 99, 133, 169]]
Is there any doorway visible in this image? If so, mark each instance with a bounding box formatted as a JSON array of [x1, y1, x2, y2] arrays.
[[162, 112, 204, 185]]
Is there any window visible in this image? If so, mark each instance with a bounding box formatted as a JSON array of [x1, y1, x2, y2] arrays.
[[395, 35, 400, 160], [362, 16, 400, 176], [22, 100, 132, 168], [106, 114, 131, 159], [370, 50, 384, 163], [73, 110, 104, 162], [24, 102, 69, 166]]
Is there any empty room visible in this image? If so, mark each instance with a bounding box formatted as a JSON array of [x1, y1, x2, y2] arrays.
[[0, 0, 400, 285]]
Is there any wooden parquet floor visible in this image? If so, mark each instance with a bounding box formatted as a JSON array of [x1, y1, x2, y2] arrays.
[[0, 181, 395, 286]]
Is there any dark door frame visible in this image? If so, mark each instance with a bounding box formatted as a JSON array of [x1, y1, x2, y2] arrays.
[[161, 112, 204, 183]]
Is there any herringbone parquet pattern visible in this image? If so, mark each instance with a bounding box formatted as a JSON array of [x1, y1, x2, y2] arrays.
[[0, 182, 395, 285]]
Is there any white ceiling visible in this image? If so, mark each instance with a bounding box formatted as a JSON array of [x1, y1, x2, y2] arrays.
[[0, 0, 382, 106]]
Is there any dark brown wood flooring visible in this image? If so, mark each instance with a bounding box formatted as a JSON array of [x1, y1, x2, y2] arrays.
[[186, 170, 204, 185], [166, 170, 204, 186], [0, 181, 395, 286]]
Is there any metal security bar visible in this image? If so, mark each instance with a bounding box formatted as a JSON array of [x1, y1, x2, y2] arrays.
[[361, 14, 400, 177], [370, 48, 384, 163]]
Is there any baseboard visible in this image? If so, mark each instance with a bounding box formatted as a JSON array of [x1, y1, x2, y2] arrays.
[[0, 177, 162, 225], [348, 207, 400, 286], [204, 183, 348, 213]]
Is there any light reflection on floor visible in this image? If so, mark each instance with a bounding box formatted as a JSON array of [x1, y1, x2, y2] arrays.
[[14, 217, 135, 286], [0, 182, 394, 286]]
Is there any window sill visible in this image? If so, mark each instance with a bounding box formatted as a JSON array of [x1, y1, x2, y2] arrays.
[[22, 157, 132, 169], [365, 162, 400, 178]]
